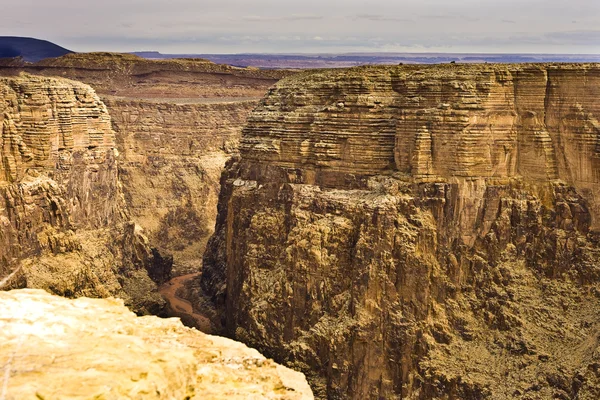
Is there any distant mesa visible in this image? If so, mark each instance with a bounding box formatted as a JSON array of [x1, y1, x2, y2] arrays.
[[0, 36, 73, 62]]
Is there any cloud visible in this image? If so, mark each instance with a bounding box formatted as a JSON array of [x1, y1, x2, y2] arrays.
[[420, 14, 480, 22], [4, 0, 600, 53], [353, 14, 413, 23], [241, 14, 323, 22], [541, 30, 600, 47]]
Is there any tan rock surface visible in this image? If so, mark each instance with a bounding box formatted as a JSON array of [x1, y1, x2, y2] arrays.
[[0, 52, 292, 273], [0, 289, 313, 400], [0, 75, 168, 313], [0, 52, 291, 99], [105, 98, 256, 272], [201, 64, 600, 399]]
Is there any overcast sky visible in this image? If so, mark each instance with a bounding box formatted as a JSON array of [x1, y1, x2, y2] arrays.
[[3, 0, 600, 54]]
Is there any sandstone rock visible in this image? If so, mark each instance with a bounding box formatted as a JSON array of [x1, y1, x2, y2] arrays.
[[0, 289, 313, 400], [0, 74, 169, 313], [201, 64, 600, 399], [105, 98, 256, 273], [1, 52, 291, 99]]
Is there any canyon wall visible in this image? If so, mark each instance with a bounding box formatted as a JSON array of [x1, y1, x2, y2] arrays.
[[2, 52, 288, 99], [0, 75, 168, 313], [106, 98, 257, 271], [202, 64, 600, 399], [0, 53, 289, 272]]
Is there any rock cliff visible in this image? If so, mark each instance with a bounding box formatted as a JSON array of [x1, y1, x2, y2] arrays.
[[106, 98, 256, 272], [2, 52, 289, 99], [0, 52, 293, 273], [201, 64, 600, 399], [0, 288, 313, 399], [0, 74, 168, 313]]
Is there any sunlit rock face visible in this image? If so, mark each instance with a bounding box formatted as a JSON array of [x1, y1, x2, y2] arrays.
[[105, 98, 257, 272], [0, 75, 168, 313], [201, 64, 600, 399], [0, 53, 295, 273], [0, 289, 313, 399]]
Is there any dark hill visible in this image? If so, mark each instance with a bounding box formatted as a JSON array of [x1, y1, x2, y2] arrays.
[[0, 36, 73, 62]]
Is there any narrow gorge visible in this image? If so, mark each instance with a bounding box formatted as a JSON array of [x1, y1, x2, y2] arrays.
[[0, 53, 287, 326], [0, 52, 289, 273], [0, 65, 313, 399], [4, 57, 600, 399], [200, 64, 600, 399]]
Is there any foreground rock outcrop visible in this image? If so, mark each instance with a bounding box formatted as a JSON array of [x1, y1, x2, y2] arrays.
[[201, 64, 600, 399], [0, 289, 313, 399], [0, 75, 168, 313]]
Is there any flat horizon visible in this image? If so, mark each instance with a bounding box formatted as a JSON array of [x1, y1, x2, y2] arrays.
[[3, 0, 599, 54]]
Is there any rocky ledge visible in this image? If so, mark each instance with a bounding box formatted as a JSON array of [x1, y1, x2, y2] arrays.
[[0, 289, 313, 399]]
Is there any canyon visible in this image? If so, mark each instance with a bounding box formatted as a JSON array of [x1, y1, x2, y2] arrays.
[[4, 55, 600, 399], [200, 64, 600, 399], [0, 52, 290, 273], [0, 74, 167, 313], [0, 55, 313, 398]]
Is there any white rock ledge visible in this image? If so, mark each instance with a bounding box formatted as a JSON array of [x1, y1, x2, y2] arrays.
[[0, 289, 313, 400]]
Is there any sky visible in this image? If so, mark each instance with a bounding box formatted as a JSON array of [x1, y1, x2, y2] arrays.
[[3, 0, 600, 54]]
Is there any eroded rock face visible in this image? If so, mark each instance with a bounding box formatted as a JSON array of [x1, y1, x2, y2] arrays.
[[202, 64, 600, 399], [0, 75, 168, 313], [0, 52, 291, 273], [1, 52, 289, 99], [106, 98, 257, 272], [0, 289, 313, 399]]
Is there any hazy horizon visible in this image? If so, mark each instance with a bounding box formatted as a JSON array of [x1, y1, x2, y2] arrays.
[[3, 0, 600, 54]]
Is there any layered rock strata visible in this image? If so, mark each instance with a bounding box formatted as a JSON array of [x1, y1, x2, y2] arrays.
[[106, 98, 256, 272], [0, 52, 291, 272], [0, 289, 313, 399], [0, 75, 168, 313], [201, 64, 600, 398], [0, 52, 289, 99]]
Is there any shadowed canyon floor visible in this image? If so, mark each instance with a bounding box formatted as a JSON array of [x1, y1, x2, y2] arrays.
[[159, 272, 212, 333]]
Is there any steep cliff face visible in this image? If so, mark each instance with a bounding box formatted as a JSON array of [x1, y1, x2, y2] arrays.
[[202, 64, 600, 399], [106, 98, 257, 271], [0, 75, 168, 313], [0, 289, 313, 399], [0, 53, 291, 274]]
